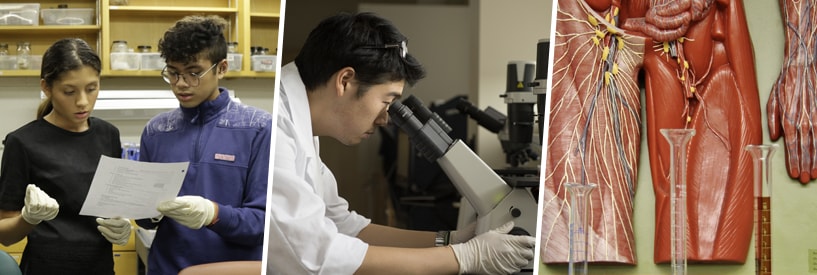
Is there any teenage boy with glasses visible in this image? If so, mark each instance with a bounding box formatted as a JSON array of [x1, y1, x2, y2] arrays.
[[136, 15, 272, 275]]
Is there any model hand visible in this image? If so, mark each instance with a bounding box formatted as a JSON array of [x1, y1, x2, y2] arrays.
[[157, 196, 216, 229], [451, 221, 535, 275], [97, 217, 131, 246], [768, 43, 817, 184], [449, 221, 477, 244], [21, 184, 59, 225]]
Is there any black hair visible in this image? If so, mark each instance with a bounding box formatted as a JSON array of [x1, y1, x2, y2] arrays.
[[158, 15, 228, 65], [38, 38, 101, 119], [294, 12, 426, 97]]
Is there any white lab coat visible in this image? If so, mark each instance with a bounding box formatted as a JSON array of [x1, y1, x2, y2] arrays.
[[267, 63, 371, 274]]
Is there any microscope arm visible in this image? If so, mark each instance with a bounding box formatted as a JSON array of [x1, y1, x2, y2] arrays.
[[438, 140, 539, 236], [438, 140, 513, 218], [389, 96, 538, 235]]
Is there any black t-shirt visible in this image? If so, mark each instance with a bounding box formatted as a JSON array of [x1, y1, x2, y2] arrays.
[[0, 117, 121, 275]]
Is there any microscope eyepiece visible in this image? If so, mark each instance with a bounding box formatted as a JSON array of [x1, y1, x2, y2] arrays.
[[388, 96, 454, 161], [402, 95, 452, 133]]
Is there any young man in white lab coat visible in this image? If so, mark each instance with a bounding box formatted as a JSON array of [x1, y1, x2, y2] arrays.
[[268, 12, 535, 274]]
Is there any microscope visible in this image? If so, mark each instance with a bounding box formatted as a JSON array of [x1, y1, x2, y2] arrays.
[[456, 38, 550, 173], [388, 39, 550, 272]]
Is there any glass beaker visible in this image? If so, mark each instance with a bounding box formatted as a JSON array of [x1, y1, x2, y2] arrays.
[[566, 182, 596, 275], [745, 144, 777, 275], [661, 128, 695, 275]]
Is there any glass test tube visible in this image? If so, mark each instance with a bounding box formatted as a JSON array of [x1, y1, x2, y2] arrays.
[[567, 182, 596, 275], [661, 128, 695, 275]]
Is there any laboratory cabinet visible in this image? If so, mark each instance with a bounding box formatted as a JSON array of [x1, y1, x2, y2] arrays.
[[0, 220, 139, 275], [0, 0, 280, 78]]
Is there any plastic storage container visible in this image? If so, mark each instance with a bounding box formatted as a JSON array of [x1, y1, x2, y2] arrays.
[[251, 55, 276, 72], [0, 55, 40, 70], [227, 53, 242, 71], [41, 8, 94, 25], [110, 52, 140, 70], [139, 53, 163, 71], [27, 54, 41, 70], [0, 56, 16, 70], [0, 3, 40, 26]]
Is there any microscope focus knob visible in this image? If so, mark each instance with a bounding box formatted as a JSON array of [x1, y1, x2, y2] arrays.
[[510, 207, 522, 218]]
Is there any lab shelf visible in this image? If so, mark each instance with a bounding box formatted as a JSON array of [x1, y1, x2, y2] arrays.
[[0, 0, 280, 78]]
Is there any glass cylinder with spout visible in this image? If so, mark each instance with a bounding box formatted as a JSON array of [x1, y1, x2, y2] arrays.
[[661, 128, 695, 275], [566, 182, 596, 275], [745, 144, 777, 275]]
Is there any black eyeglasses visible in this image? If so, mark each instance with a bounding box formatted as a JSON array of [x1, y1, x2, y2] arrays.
[[363, 41, 407, 58], [161, 62, 219, 87]]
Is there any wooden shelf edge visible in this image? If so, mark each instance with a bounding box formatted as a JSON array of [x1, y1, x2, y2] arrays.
[[250, 12, 280, 18], [99, 70, 275, 78], [227, 71, 276, 78], [102, 70, 162, 77], [0, 25, 100, 34], [0, 71, 275, 78], [0, 70, 40, 77], [108, 6, 238, 14]]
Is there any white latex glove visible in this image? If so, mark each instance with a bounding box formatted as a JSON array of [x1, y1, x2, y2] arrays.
[[449, 221, 477, 244], [156, 196, 216, 229], [21, 184, 59, 225], [96, 217, 131, 246], [450, 221, 535, 275]]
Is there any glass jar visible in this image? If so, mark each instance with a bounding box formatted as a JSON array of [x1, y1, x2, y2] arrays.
[[261, 48, 270, 55], [0, 44, 8, 56], [137, 45, 152, 53], [227, 42, 238, 53], [16, 42, 30, 70], [112, 40, 128, 53]]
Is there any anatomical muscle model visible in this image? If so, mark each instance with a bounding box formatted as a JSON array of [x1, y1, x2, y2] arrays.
[[621, 0, 762, 263], [541, 0, 645, 264], [542, 0, 762, 265]]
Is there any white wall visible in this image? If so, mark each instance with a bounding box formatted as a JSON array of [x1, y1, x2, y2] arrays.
[[360, 4, 473, 105]]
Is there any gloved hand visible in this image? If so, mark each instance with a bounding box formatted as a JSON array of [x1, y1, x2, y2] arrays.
[[450, 221, 535, 275], [96, 217, 131, 246], [156, 196, 216, 229], [449, 221, 477, 244], [21, 184, 59, 225]]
